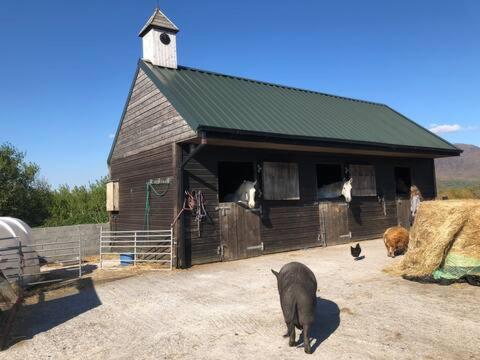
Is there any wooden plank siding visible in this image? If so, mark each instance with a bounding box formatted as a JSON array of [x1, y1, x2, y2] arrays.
[[110, 145, 175, 231], [182, 146, 437, 266], [348, 198, 397, 240], [110, 68, 195, 161], [109, 67, 197, 267], [183, 151, 221, 265]]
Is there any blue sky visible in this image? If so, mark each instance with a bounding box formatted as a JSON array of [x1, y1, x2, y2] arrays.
[[0, 0, 479, 187]]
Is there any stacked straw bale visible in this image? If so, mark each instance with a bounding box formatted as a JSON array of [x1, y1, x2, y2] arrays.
[[385, 200, 480, 277]]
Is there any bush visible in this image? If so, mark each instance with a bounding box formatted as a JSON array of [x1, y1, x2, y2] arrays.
[[0, 142, 108, 227], [44, 178, 109, 227]]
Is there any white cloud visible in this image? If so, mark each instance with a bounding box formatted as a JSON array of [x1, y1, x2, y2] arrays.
[[429, 124, 462, 134], [108, 133, 115, 139]]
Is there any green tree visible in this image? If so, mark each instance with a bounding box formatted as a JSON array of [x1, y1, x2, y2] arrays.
[[45, 178, 108, 226], [0, 143, 52, 226]]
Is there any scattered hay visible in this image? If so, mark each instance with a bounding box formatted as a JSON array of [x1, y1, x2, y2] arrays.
[[385, 200, 480, 278]]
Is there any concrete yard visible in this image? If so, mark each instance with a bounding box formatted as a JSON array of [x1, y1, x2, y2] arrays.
[[2, 239, 479, 360]]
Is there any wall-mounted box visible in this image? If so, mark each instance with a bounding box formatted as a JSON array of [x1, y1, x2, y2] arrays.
[[106, 181, 120, 212]]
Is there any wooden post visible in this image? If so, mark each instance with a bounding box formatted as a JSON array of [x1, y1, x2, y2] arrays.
[[99, 226, 103, 269], [78, 238, 82, 278], [173, 143, 184, 268]]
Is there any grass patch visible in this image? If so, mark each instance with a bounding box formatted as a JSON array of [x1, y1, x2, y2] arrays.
[[437, 179, 480, 199]]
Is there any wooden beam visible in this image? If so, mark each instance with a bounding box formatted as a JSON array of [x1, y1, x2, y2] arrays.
[[203, 138, 443, 158], [172, 143, 183, 268]]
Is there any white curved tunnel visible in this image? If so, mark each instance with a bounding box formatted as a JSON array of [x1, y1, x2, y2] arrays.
[[0, 217, 40, 285]]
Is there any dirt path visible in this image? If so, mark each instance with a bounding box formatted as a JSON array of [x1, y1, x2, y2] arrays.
[[2, 239, 479, 359]]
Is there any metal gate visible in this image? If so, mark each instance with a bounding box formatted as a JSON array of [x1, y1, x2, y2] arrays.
[[0, 238, 83, 287], [99, 228, 173, 270]]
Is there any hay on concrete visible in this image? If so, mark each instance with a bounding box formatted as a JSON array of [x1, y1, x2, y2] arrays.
[[385, 200, 480, 278]]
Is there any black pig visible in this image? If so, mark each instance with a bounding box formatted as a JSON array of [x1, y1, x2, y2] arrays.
[[272, 262, 317, 354]]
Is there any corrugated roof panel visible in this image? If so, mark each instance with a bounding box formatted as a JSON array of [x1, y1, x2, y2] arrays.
[[141, 61, 458, 152]]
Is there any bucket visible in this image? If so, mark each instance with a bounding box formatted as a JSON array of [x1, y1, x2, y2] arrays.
[[120, 253, 134, 266]]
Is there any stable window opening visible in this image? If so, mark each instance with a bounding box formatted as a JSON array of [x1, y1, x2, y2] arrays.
[[218, 161, 255, 202], [316, 163, 344, 199], [395, 167, 412, 196]]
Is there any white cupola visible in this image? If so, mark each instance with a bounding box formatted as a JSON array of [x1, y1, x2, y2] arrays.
[[139, 8, 179, 69]]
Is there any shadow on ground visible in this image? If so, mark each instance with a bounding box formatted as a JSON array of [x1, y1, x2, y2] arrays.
[[40, 264, 98, 284], [5, 278, 101, 349], [297, 297, 340, 353]]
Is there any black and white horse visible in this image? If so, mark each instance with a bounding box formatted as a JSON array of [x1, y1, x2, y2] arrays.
[[317, 178, 353, 203], [224, 180, 257, 209]]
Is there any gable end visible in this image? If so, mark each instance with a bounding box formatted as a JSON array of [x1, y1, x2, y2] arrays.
[[108, 62, 195, 164]]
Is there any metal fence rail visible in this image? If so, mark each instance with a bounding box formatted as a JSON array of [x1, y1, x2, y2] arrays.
[[99, 228, 173, 270], [26, 240, 82, 286], [0, 238, 83, 287]]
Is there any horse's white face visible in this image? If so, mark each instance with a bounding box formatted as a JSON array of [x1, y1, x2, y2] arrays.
[[342, 179, 352, 203], [247, 187, 256, 209]]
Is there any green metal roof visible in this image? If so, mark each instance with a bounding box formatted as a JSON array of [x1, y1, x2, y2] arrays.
[[140, 61, 459, 153]]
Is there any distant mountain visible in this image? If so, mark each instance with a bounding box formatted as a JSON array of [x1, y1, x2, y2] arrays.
[[435, 144, 480, 181]]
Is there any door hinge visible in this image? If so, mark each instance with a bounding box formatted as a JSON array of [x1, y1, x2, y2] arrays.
[[339, 232, 352, 239]]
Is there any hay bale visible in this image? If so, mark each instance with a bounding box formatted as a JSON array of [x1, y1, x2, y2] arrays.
[[385, 200, 480, 278]]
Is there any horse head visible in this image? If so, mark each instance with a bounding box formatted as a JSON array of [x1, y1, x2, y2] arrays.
[[342, 178, 352, 203], [243, 180, 257, 209], [236, 180, 257, 209]]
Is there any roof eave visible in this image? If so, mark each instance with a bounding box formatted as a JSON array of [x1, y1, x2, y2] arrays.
[[138, 24, 179, 37], [197, 126, 462, 158], [107, 61, 142, 165]]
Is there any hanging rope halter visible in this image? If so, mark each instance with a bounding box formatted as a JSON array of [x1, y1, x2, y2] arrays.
[[171, 191, 196, 227], [171, 190, 208, 236]]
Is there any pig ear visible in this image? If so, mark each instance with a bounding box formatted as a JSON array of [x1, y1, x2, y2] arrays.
[[271, 269, 279, 278]]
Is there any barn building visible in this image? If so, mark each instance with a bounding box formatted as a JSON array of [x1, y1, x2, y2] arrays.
[[108, 8, 460, 268]]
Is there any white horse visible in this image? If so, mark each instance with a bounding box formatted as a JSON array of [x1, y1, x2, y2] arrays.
[[224, 180, 257, 209], [317, 178, 352, 203]]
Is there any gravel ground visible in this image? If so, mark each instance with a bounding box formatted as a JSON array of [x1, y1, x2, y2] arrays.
[[2, 239, 479, 360]]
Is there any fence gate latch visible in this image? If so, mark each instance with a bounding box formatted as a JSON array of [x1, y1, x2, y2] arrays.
[[246, 242, 264, 252]]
